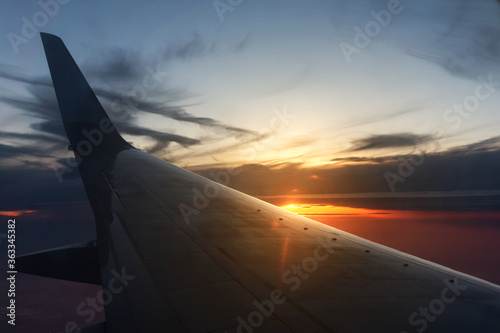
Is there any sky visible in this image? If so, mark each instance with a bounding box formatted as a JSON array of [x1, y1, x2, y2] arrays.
[[1, 0, 500, 181], [1, 1, 500, 228], [1, 1, 500, 331], [0, 1, 499, 217]]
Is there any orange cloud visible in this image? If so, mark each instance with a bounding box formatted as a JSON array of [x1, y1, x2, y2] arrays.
[[0, 210, 36, 217]]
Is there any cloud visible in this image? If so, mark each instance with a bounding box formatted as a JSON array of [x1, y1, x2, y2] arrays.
[[331, 156, 398, 164], [0, 64, 51, 87], [447, 135, 500, 155], [83, 32, 252, 83], [30, 121, 67, 138], [84, 48, 143, 82], [96, 89, 257, 137], [0, 143, 54, 158], [162, 33, 214, 61], [191, 136, 500, 196], [0, 130, 66, 145], [168, 131, 273, 164], [160, 32, 252, 62], [406, 1, 500, 79], [333, 108, 420, 131], [349, 133, 434, 151], [1, 134, 499, 212], [330, 0, 500, 80], [115, 122, 200, 153], [0, 33, 258, 163], [0, 72, 60, 123]]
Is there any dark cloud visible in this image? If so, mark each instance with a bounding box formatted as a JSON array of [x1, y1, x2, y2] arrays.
[[407, 1, 500, 79], [448, 135, 500, 155], [0, 130, 66, 145], [30, 121, 67, 138], [0, 33, 258, 163], [0, 64, 51, 87], [331, 1, 500, 80], [162, 33, 213, 61], [331, 156, 398, 164], [97, 89, 257, 137], [1, 135, 499, 214], [160, 32, 252, 61], [82, 32, 251, 83], [190, 135, 500, 196], [0, 72, 60, 124], [85, 48, 143, 82], [0, 94, 57, 121], [116, 122, 200, 153], [0, 143, 54, 158], [349, 133, 434, 151]]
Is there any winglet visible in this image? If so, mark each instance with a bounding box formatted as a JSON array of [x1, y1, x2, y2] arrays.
[[40, 32, 132, 159]]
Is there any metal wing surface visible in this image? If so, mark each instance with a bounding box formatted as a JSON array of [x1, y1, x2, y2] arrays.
[[39, 33, 500, 333]]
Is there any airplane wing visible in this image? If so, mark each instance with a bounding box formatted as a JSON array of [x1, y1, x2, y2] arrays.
[[30, 32, 500, 333]]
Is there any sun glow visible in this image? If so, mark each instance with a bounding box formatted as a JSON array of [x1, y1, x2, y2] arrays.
[[0, 210, 36, 217], [281, 204, 383, 216]]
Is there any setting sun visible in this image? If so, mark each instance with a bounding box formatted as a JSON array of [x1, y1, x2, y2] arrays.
[[281, 203, 386, 217]]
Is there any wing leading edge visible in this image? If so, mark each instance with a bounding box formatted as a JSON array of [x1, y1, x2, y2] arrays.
[[39, 33, 500, 333]]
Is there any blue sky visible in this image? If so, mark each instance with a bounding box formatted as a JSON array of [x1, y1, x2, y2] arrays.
[[1, 0, 500, 186]]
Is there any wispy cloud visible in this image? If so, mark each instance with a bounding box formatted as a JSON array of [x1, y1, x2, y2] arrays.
[[160, 32, 252, 61], [406, 0, 500, 79], [0, 33, 257, 165], [95, 88, 257, 137], [331, 156, 398, 164], [0, 64, 51, 86], [192, 135, 500, 195], [330, 0, 500, 80], [0, 130, 66, 145], [348, 133, 434, 151], [447, 135, 500, 155], [333, 108, 421, 131], [116, 122, 200, 153], [0, 143, 54, 158]]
